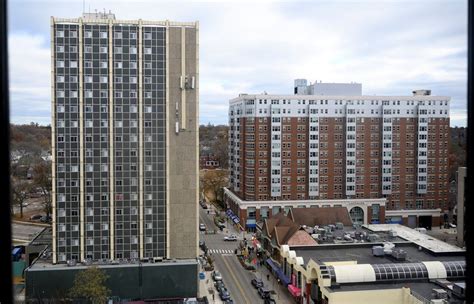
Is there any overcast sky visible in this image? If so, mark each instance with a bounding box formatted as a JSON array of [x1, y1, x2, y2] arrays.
[[8, 0, 467, 126]]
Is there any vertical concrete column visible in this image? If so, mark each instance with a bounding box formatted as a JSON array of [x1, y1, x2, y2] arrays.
[[78, 18, 85, 261], [108, 19, 115, 259], [138, 19, 144, 259], [165, 20, 170, 258], [50, 17, 57, 264]]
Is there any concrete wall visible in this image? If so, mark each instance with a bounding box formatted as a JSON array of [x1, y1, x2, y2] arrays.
[[457, 167, 466, 247], [25, 261, 198, 302], [168, 26, 199, 259]]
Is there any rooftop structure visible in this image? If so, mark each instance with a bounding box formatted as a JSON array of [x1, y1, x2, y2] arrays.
[[294, 79, 362, 96], [269, 224, 465, 304]]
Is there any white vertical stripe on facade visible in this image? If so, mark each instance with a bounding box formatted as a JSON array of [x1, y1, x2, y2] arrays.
[[50, 17, 57, 264], [108, 19, 115, 259], [345, 103, 356, 196], [270, 102, 281, 197], [78, 18, 85, 261], [165, 20, 171, 258], [382, 103, 393, 195], [138, 20, 144, 259], [308, 105, 319, 197], [417, 104, 429, 194]]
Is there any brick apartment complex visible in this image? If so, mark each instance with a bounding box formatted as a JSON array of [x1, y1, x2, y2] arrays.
[[225, 83, 450, 231]]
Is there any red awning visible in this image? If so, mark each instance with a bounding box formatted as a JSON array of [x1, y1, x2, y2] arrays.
[[288, 284, 301, 297]]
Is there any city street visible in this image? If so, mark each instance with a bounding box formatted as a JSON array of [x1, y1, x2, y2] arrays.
[[199, 203, 293, 303]]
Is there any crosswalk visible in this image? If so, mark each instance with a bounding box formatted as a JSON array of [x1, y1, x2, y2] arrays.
[[208, 249, 234, 254]]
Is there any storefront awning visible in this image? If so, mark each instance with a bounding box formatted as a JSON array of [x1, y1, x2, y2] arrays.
[[276, 269, 291, 286], [288, 284, 302, 297], [266, 259, 280, 273]]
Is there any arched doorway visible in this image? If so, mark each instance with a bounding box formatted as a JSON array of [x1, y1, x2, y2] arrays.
[[350, 206, 364, 224]]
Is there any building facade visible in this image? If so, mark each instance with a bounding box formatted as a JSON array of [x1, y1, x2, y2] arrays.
[[51, 13, 199, 263], [226, 90, 450, 229]]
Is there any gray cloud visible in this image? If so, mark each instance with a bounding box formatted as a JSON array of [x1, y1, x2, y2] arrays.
[[8, 0, 467, 126]]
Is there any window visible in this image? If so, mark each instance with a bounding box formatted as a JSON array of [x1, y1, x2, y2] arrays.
[[99, 46, 107, 53], [114, 32, 122, 39], [69, 46, 77, 53], [114, 47, 122, 54], [130, 32, 137, 39], [56, 30, 64, 37], [70, 61, 77, 68], [85, 46, 92, 53], [57, 60, 64, 68], [144, 32, 152, 39], [115, 62, 122, 69], [100, 61, 107, 68], [84, 31, 92, 38], [130, 61, 137, 69], [56, 45, 64, 52], [144, 47, 152, 54], [130, 47, 137, 54], [100, 31, 107, 38]]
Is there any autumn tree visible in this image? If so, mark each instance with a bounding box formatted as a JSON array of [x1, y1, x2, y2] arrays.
[[200, 169, 228, 205], [69, 267, 110, 304]]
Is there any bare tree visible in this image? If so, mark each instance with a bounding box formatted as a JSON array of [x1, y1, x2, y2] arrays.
[[211, 129, 229, 169], [11, 178, 31, 218], [33, 160, 52, 218]]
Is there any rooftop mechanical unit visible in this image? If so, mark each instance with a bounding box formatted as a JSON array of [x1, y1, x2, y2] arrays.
[[431, 289, 448, 300], [391, 248, 407, 261], [372, 246, 385, 257], [335, 222, 344, 230]]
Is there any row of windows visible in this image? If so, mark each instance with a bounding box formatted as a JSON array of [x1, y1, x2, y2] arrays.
[[56, 30, 156, 40], [56, 45, 157, 54]]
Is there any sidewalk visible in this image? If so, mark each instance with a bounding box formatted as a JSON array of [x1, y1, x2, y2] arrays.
[[198, 269, 225, 304], [254, 263, 295, 304]]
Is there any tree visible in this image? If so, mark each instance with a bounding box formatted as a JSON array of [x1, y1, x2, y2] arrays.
[[69, 267, 110, 304], [211, 128, 229, 169], [11, 178, 31, 218], [200, 170, 228, 205], [33, 160, 52, 218]]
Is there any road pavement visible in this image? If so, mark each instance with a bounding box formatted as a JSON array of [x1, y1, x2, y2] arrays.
[[198, 203, 291, 303]]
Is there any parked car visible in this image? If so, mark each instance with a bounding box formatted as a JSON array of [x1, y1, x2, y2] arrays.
[[223, 234, 238, 241], [224, 299, 234, 304], [264, 297, 276, 304], [29, 214, 42, 221], [217, 222, 226, 229], [258, 287, 271, 299], [251, 278, 264, 288], [200, 202, 208, 209], [40, 215, 52, 223], [199, 223, 207, 231], [219, 288, 231, 301], [212, 271, 223, 281], [214, 280, 226, 293]]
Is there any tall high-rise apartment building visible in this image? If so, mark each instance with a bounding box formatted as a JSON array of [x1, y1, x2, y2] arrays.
[[225, 88, 450, 230], [51, 13, 199, 263]]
